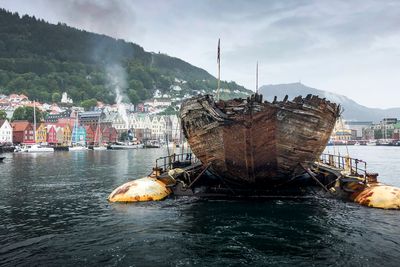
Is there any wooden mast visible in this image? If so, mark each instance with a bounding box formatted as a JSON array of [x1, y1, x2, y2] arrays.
[[216, 38, 221, 101], [33, 100, 36, 143], [256, 61, 259, 94]]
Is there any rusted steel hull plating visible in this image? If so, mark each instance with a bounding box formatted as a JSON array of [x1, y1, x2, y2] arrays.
[[180, 93, 340, 187]]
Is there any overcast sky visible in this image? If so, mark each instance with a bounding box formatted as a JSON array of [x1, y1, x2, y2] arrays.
[[1, 0, 400, 108]]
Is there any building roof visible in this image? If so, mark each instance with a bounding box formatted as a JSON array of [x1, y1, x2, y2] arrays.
[[11, 121, 31, 131], [80, 111, 102, 118]]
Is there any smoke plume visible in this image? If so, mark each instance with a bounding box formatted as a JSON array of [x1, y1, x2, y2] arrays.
[[105, 64, 130, 129]]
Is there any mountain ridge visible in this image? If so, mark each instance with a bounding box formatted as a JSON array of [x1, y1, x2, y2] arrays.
[[259, 83, 400, 122]]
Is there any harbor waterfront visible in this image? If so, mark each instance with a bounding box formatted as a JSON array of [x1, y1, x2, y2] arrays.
[[1, 147, 400, 266]]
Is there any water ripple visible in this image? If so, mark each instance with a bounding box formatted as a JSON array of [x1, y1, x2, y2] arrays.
[[1, 149, 400, 266]]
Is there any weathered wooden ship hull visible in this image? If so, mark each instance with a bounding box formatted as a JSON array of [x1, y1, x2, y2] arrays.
[[180, 93, 340, 187]]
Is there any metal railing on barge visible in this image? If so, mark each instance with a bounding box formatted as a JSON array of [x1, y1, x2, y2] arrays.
[[155, 153, 199, 172], [318, 153, 368, 182]]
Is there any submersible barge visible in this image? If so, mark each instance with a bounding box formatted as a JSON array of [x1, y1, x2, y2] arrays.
[[108, 151, 400, 209]]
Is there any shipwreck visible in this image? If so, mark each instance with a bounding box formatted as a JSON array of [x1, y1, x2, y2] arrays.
[[180, 93, 340, 187]]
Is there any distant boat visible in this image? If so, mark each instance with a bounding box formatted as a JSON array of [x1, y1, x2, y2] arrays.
[[93, 146, 107, 151], [93, 115, 107, 151], [69, 145, 88, 151], [110, 142, 144, 150], [24, 144, 54, 152], [144, 140, 161, 148], [0, 156, 5, 162], [366, 140, 377, 146], [378, 139, 392, 146], [70, 111, 88, 151], [24, 101, 54, 153]]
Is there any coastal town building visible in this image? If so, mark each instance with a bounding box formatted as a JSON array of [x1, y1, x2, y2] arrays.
[[0, 119, 13, 144], [165, 115, 181, 142], [46, 125, 57, 145], [8, 94, 29, 103], [111, 113, 129, 133], [35, 123, 47, 144], [343, 121, 373, 139], [331, 118, 353, 141], [144, 98, 172, 108], [150, 115, 167, 140], [102, 126, 118, 143], [11, 121, 34, 144], [0, 97, 8, 109], [55, 124, 72, 146], [71, 126, 87, 145], [61, 92, 73, 104], [392, 123, 400, 140], [45, 110, 72, 123], [134, 128, 152, 142], [79, 111, 104, 127], [362, 128, 375, 140], [85, 125, 95, 145]]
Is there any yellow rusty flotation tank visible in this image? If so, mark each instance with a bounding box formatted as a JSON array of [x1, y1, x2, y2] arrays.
[[108, 176, 171, 202], [352, 184, 400, 209], [107, 168, 186, 203]]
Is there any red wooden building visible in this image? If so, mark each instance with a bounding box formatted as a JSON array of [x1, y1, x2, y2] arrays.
[[85, 125, 95, 145], [11, 121, 35, 144], [102, 126, 118, 143], [46, 125, 57, 145]]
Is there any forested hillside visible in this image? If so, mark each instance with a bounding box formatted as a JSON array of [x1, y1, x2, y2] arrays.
[[0, 9, 250, 104]]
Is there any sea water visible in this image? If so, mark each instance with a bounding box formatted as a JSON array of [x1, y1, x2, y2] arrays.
[[0, 147, 399, 266]]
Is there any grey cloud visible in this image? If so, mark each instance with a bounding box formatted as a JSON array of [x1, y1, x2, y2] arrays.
[[46, 0, 138, 40], [1, 0, 400, 107]]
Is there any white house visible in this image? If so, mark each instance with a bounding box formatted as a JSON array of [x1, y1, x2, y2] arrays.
[[144, 98, 172, 108], [61, 92, 73, 104], [8, 94, 29, 103], [149, 116, 167, 140], [111, 113, 129, 133], [0, 119, 13, 144], [171, 85, 182, 92], [153, 89, 162, 98]]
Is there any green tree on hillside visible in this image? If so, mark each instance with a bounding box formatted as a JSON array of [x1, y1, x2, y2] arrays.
[[52, 92, 61, 103], [80, 98, 97, 111], [11, 106, 44, 122], [0, 110, 7, 120], [127, 90, 139, 104]]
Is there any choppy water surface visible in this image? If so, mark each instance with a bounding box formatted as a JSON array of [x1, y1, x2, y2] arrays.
[[1, 147, 400, 266]]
